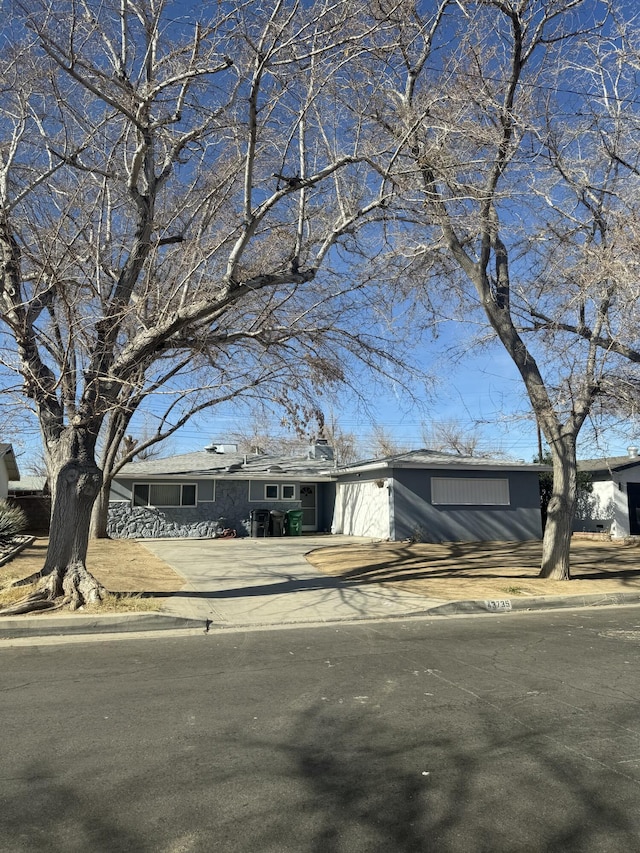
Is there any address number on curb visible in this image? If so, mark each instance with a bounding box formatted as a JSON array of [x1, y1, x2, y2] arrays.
[[485, 599, 512, 612]]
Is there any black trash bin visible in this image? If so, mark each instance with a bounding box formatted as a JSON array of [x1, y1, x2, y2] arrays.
[[285, 508, 304, 536], [269, 509, 286, 537], [250, 509, 270, 538]]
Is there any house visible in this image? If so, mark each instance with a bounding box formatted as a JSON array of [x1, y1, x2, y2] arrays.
[[109, 442, 548, 542], [575, 447, 640, 538], [0, 444, 20, 499], [331, 449, 548, 542], [108, 441, 337, 538]]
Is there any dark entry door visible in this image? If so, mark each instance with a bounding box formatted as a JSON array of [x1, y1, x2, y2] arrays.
[[300, 483, 317, 531], [627, 483, 640, 535]]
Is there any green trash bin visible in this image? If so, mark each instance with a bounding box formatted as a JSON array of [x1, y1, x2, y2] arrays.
[[285, 508, 304, 536]]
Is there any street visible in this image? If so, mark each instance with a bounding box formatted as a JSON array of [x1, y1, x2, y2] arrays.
[[2, 607, 640, 852]]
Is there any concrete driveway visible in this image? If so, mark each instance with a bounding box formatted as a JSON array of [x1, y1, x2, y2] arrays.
[[140, 535, 437, 628]]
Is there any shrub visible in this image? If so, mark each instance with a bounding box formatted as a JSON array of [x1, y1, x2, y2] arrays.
[[0, 500, 27, 546]]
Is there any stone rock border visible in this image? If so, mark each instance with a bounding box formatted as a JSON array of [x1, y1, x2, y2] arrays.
[[0, 535, 36, 568]]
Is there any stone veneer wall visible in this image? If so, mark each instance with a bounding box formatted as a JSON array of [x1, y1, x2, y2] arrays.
[[107, 502, 222, 539], [107, 478, 303, 538]]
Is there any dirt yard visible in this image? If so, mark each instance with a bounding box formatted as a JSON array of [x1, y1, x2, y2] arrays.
[[305, 538, 640, 600], [3, 536, 640, 614], [0, 538, 184, 611]]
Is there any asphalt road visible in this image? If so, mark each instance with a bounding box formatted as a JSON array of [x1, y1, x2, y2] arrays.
[[3, 607, 640, 852]]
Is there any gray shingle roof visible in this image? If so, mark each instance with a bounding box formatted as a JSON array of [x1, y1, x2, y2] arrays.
[[116, 446, 549, 482], [334, 448, 549, 474], [8, 475, 46, 493], [578, 454, 640, 473], [116, 449, 336, 480]]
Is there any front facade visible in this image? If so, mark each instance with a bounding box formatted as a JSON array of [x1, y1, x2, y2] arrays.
[[108, 442, 336, 538], [332, 450, 547, 543], [575, 450, 640, 538], [109, 444, 547, 542]]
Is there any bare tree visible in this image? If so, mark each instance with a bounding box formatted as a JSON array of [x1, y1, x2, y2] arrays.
[[420, 420, 503, 458], [361, 0, 635, 579], [0, 0, 403, 611]]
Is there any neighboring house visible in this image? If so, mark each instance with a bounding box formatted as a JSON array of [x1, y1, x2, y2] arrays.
[[0, 443, 20, 500], [8, 475, 50, 532], [331, 450, 548, 542], [575, 447, 640, 538], [108, 441, 337, 538]]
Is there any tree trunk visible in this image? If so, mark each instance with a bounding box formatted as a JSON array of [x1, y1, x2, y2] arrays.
[[90, 480, 111, 539], [0, 429, 109, 615], [539, 436, 577, 580], [41, 454, 105, 608]]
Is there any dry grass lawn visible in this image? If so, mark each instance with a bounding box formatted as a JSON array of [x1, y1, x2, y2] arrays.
[[306, 538, 640, 600], [0, 537, 184, 613]]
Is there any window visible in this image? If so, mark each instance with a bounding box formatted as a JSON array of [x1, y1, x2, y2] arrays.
[[133, 483, 197, 507], [263, 483, 296, 500], [181, 484, 197, 506], [133, 484, 149, 507], [431, 477, 510, 506]]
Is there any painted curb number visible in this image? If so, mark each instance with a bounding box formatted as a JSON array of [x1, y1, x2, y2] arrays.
[[485, 599, 512, 612]]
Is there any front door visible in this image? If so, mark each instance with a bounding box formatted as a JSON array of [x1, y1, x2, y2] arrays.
[[628, 483, 640, 535], [300, 483, 317, 531]]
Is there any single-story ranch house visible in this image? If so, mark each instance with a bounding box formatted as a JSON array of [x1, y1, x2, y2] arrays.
[[109, 443, 548, 542], [575, 447, 640, 538]]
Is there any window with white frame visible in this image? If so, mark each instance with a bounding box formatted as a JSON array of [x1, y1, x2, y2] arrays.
[[133, 483, 197, 507], [263, 483, 297, 500], [431, 477, 510, 506]]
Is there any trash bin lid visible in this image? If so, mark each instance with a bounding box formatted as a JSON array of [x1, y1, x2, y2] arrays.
[[251, 509, 270, 520]]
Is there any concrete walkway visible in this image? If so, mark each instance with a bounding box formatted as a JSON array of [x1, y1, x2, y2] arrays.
[[140, 535, 440, 628]]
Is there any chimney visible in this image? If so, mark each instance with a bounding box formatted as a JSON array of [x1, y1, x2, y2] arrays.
[[628, 446, 639, 458], [308, 439, 334, 461]]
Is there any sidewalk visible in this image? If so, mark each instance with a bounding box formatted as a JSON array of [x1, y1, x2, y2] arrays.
[[3, 535, 640, 641]]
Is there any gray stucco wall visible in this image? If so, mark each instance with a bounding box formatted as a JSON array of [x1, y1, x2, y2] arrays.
[[391, 469, 543, 542], [108, 478, 310, 538]]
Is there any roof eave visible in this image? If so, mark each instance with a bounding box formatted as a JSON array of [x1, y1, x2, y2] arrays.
[[0, 445, 20, 481]]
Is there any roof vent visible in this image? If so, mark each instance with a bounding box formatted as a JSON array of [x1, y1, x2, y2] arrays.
[[629, 446, 639, 458]]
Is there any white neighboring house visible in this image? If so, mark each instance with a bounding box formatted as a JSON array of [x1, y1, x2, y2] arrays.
[[576, 447, 640, 538], [0, 444, 20, 499]]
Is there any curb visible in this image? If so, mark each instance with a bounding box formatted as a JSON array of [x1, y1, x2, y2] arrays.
[[4, 591, 640, 640], [0, 611, 206, 640], [424, 590, 640, 617]]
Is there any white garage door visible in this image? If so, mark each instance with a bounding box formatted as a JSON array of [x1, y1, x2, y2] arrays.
[[333, 481, 390, 538]]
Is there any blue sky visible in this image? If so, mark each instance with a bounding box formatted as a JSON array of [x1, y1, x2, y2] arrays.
[[154, 332, 638, 464]]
